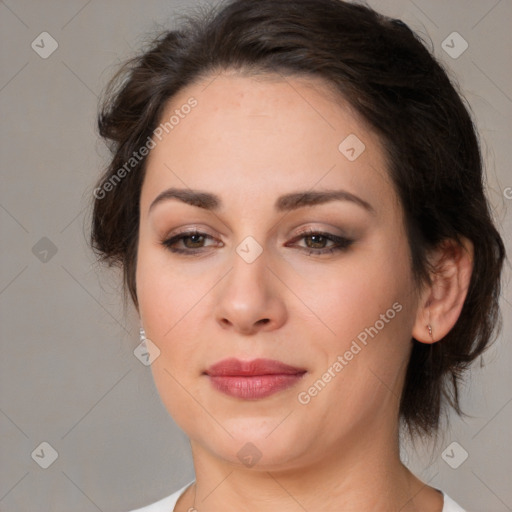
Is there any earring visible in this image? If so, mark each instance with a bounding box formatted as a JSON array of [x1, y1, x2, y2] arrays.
[[139, 327, 146, 342], [426, 304, 435, 341]]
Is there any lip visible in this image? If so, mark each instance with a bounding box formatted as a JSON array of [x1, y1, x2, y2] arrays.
[[205, 358, 307, 400]]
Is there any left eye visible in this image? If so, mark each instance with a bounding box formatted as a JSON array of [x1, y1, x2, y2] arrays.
[[287, 229, 354, 255]]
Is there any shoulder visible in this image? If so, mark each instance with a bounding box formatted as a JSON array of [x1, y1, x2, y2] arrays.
[[442, 492, 467, 512], [127, 481, 194, 512]]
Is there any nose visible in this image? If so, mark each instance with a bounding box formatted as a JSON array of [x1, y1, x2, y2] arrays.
[[214, 243, 288, 335]]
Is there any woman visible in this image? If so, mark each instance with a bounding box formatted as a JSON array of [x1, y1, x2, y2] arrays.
[[90, 0, 505, 510]]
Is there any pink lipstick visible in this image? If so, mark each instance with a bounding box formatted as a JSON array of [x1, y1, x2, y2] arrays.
[[205, 358, 307, 399]]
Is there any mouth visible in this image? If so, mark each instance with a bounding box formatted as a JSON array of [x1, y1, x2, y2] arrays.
[[204, 358, 307, 400]]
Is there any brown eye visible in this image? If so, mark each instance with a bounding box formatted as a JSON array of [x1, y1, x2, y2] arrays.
[[181, 233, 206, 248], [289, 230, 354, 256], [304, 233, 329, 249], [161, 230, 219, 254]]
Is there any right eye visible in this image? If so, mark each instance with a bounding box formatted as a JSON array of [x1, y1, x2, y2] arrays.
[[161, 230, 221, 254]]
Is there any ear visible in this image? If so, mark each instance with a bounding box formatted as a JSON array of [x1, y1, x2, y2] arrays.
[[412, 237, 474, 344]]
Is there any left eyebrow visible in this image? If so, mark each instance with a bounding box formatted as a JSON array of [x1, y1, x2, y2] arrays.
[[148, 187, 375, 215], [275, 189, 375, 214]]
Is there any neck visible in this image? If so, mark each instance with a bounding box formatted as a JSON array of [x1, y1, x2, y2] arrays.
[[179, 423, 440, 511]]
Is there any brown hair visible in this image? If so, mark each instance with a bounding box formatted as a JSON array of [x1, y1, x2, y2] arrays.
[[90, 0, 505, 436]]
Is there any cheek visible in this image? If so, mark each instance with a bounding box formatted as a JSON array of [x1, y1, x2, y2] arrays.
[[135, 251, 208, 428], [308, 273, 411, 375], [136, 244, 201, 336], [135, 246, 220, 383], [298, 234, 416, 393], [296, 251, 412, 345]]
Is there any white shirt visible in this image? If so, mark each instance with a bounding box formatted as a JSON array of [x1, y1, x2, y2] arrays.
[[128, 481, 467, 511]]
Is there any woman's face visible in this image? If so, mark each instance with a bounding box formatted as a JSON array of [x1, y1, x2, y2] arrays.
[[136, 71, 421, 469]]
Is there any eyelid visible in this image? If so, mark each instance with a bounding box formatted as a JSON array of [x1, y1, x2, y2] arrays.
[[160, 226, 354, 256], [286, 227, 353, 250], [160, 229, 220, 254], [290, 224, 354, 241]]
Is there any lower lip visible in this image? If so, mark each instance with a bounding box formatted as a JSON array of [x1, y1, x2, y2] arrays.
[[208, 374, 305, 399]]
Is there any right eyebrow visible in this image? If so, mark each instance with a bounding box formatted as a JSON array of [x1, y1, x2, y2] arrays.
[[149, 188, 220, 213]]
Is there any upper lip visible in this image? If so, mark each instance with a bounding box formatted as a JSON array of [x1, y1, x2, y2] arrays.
[[205, 358, 306, 377]]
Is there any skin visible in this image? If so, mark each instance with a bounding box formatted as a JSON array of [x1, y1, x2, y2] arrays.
[[135, 70, 473, 511]]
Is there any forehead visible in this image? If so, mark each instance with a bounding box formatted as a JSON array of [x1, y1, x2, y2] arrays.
[[141, 71, 397, 216]]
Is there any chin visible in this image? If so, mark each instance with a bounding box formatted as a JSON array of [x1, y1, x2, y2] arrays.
[[195, 416, 315, 470]]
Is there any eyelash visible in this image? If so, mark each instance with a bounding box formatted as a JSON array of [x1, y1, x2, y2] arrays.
[[161, 228, 354, 256]]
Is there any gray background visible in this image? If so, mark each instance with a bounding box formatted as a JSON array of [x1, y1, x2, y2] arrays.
[[0, 0, 511, 511]]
